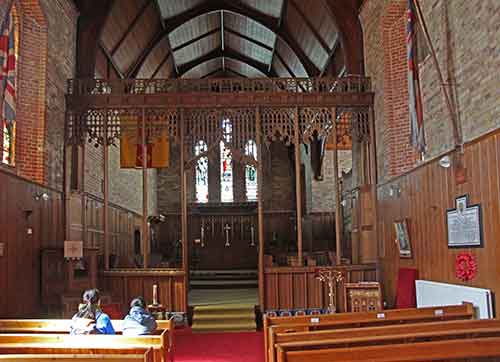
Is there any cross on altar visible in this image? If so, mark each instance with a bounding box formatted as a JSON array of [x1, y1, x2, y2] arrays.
[[224, 223, 231, 247]]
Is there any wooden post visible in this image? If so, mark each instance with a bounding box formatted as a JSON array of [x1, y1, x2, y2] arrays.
[[81, 140, 87, 246], [256, 107, 265, 309], [368, 107, 378, 260], [293, 107, 303, 266], [142, 108, 149, 269], [180, 109, 189, 307], [332, 107, 342, 266], [103, 109, 110, 270]]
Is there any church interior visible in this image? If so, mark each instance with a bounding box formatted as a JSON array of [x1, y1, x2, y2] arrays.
[[0, 0, 499, 361]]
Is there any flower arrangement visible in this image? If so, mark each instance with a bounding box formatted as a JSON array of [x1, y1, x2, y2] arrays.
[[455, 252, 477, 282]]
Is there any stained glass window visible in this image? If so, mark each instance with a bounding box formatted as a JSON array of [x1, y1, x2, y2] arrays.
[[220, 119, 233, 202], [194, 140, 208, 203], [245, 140, 258, 201]]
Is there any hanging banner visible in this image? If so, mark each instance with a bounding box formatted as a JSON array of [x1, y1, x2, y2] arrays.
[[120, 116, 169, 169]]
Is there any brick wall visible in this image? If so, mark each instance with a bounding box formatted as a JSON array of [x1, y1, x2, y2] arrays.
[[39, 0, 77, 190], [360, 0, 500, 182], [85, 142, 158, 216], [311, 150, 352, 212]]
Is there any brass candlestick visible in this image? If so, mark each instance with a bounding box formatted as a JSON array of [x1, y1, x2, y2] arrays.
[[315, 269, 344, 313]]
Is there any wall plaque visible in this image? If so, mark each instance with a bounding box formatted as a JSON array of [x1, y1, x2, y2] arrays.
[[446, 195, 483, 248]]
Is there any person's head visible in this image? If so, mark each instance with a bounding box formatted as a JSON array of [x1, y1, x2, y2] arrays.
[[130, 296, 146, 309], [82, 289, 101, 306]]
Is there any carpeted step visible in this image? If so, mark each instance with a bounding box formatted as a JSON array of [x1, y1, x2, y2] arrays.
[[191, 303, 257, 333]]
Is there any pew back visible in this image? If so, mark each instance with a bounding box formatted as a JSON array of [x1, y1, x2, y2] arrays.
[[276, 323, 500, 362], [264, 303, 474, 362], [0, 331, 168, 362], [0, 351, 153, 362], [283, 336, 500, 362]]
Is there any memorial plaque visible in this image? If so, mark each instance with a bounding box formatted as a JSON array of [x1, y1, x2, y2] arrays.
[[446, 196, 483, 248]]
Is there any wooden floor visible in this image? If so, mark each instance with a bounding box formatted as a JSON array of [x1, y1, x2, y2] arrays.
[[188, 288, 259, 306]]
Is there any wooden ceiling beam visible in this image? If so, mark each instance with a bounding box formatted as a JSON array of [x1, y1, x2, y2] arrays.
[[224, 27, 273, 52], [110, 0, 153, 56], [269, 0, 286, 73], [226, 68, 250, 78], [99, 41, 125, 78], [275, 51, 297, 77], [320, 34, 340, 77], [146, 0, 318, 77], [151, 52, 171, 79], [178, 47, 277, 77], [200, 68, 225, 79], [323, 0, 364, 74], [75, 0, 115, 77], [127, 29, 170, 78], [288, 0, 331, 55], [172, 27, 221, 53]]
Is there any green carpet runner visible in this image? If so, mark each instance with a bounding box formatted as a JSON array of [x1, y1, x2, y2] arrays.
[[192, 303, 256, 333]]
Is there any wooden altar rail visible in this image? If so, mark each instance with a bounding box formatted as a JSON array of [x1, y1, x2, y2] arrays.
[[264, 264, 378, 312], [67, 76, 372, 96], [101, 269, 187, 313]]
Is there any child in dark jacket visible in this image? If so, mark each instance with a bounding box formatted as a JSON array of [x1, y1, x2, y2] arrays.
[[123, 297, 157, 336]]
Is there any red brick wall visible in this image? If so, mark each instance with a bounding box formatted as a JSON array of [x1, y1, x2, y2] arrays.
[[382, 1, 419, 178]]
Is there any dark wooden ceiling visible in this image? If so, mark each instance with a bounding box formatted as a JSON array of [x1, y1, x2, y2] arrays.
[[89, 0, 364, 80]]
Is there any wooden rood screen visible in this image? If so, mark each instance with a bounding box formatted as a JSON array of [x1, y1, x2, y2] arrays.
[[65, 76, 376, 310]]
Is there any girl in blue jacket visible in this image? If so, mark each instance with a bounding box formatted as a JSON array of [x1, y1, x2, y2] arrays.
[[123, 297, 157, 336]]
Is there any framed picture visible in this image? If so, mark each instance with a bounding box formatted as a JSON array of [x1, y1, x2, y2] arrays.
[[446, 195, 483, 248], [394, 219, 411, 258]]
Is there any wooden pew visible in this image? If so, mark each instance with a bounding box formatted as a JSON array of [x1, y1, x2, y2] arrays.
[[283, 336, 500, 362], [264, 303, 474, 362], [0, 350, 154, 362], [0, 332, 169, 362], [0, 319, 172, 334], [275, 320, 500, 362]]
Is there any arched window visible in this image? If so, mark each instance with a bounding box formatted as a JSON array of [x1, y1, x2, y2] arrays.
[[220, 119, 233, 202], [194, 140, 208, 203], [1, 6, 18, 166], [245, 140, 258, 201]]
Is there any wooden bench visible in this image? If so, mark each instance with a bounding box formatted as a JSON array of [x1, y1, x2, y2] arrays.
[[0, 332, 170, 362], [0, 350, 154, 362], [0, 319, 172, 334], [283, 336, 500, 362], [275, 320, 500, 362], [264, 303, 474, 362]]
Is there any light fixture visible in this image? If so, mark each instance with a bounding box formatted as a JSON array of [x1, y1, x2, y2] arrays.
[[438, 155, 451, 168], [34, 192, 49, 201]]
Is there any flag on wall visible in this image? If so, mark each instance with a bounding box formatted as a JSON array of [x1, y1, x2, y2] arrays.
[[0, 10, 16, 125], [120, 116, 170, 169], [407, 0, 425, 153]]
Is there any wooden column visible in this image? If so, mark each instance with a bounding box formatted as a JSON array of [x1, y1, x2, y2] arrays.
[[142, 109, 149, 269], [293, 107, 303, 266], [368, 107, 378, 259], [332, 107, 342, 266], [81, 141, 87, 246], [256, 107, 265, 308], [103, 110, 110, 270], [180, 109, 189, 306]]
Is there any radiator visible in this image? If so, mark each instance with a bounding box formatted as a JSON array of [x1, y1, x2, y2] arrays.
[[415, 280, 494, 319]]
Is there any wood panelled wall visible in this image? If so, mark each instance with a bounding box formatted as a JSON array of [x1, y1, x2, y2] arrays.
[[378, 130, 500, 310], [0, 170, 64, 317], [264, 264, 378, 311], [158, 211, 336, 269], [67, 193, 142, 268]]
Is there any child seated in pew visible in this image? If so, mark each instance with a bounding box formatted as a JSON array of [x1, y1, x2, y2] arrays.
[[70, 288, 115, 335], [122, 297, 157, 336]]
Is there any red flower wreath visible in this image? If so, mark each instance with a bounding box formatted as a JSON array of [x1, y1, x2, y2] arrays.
[[455, 252, 477, 282]]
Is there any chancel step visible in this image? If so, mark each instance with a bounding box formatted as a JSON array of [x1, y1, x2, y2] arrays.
[[191, 303, 256, 333], [190, 269, 258, 288]]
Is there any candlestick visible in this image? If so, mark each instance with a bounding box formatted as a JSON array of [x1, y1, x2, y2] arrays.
[[250, 225, 255, 247], [152, 284, 158, 306]]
